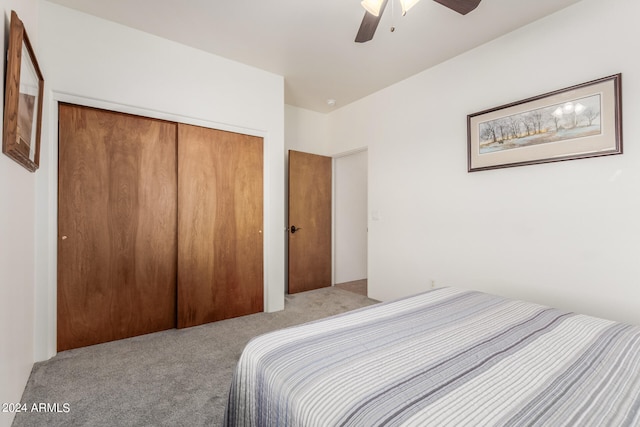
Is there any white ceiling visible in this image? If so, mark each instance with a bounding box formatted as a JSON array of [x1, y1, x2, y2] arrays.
[[46, 0, 583, 113]]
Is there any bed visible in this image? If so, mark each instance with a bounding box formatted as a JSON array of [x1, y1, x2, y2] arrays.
[[224, 287, 640, 426]]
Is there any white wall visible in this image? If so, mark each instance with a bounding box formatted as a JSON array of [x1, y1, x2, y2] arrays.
[[0, 3, 40, 426], [33, 1, 285, 363], [327, 0, 640, 325], [285, 105, 331, 155], [334, 150, 368, 283]]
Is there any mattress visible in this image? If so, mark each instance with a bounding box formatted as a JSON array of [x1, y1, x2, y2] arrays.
[[225, 287, 640, 426]]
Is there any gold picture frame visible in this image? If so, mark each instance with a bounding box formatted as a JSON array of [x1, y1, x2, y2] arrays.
[[2, 10, 44, 172], [467, 74, 622, 172]]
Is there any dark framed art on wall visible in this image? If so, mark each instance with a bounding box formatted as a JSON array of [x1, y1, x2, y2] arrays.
[[467, 74, 622, 172], [2, 10, 45, 172]]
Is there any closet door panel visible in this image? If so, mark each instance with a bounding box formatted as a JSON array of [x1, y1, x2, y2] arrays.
[[177, 124, 263, 328], [57, 104, 177, 351]]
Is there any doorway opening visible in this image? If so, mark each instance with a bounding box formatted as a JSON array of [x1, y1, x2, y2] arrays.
[[333, 149, 368, 295]]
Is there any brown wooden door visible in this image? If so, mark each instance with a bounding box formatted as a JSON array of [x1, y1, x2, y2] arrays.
[[177, 124, 264, 328], [57, 104, 177, 351], [288, 150, 332, 294]]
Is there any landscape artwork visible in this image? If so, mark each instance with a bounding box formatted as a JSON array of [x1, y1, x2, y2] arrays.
[[467, 74, 621, 172], [478, 94, 602, 154]]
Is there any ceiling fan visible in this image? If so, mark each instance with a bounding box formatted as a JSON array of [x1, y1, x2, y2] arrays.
[[355, 0, 482, 43]]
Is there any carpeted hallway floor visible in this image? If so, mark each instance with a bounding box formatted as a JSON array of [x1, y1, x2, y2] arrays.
[[13, 287, 377, 427], [335, 279, 367, 296]]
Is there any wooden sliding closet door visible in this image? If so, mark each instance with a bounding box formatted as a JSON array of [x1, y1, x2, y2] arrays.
[[177, 124, 263, 328], [57, 104, 177, 351]]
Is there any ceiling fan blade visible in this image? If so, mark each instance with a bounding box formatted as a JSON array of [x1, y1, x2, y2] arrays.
[[355, 0, 389, 43], [432, 0, 481, 15]]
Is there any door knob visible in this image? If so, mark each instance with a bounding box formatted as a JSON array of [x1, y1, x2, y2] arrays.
[[290, 225, 301, 234]]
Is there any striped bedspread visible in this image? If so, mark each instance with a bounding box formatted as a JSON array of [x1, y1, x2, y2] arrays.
[[224, 287, 640, 426]]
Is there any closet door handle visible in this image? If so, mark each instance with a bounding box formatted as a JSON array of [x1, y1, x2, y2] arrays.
[[290, 225, 301, 234]]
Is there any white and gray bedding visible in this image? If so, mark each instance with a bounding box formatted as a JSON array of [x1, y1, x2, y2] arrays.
[[224, 287, 640, 426]]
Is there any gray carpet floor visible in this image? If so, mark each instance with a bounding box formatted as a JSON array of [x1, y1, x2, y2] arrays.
[[14, 287, 378, 427]]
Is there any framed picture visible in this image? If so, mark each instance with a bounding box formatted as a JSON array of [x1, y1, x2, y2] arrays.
[[467, 74, 622, 172], [2, 10, 44, 172]]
